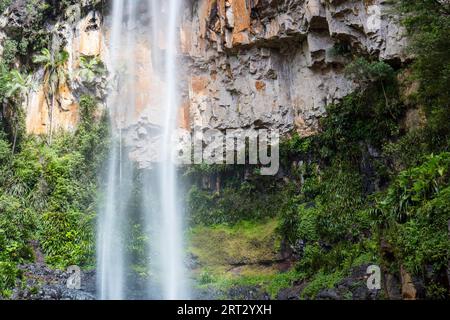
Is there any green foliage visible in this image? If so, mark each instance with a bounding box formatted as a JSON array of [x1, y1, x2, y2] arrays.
[[187, 180, 289, 225], [0, 192, 35, 297], [33, 49, 69, 89], [0, 66, 31, 154], [0, 0, 11, 14], [4, 70, 34, 100], [1, 1, 51, 62], [377, 153, 450, 221], [1, 39, 18, 66], [76, 95, 109, 166], [189, 219, 281, 269], [374, 153, 450, 275], [77, 55, 106, 84], [198, 268, 217, 285], [397, 0, 450, 141], [0, 262, 20, 298], [345, 58, 395, 87], [33, 48, 70, 143], [315, 166, 369, 243], [197, 267, 305, 299], [0, 195, 36, 260], [40, 210, 95, 268], [0, 94, 108, 295], [301, 270, 344, 299], [382, 129, 433, 171], [280, 132, 312, 158], [329, 42, 352, 58], [318, 91, 402, 160]]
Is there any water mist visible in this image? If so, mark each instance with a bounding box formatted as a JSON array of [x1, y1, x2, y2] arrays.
[[97, 0, 188, 300]]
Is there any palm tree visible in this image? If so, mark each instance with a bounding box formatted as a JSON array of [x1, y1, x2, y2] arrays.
[[77, 55, 106, 84], [33, 48, 69, 144], [4, 70, 34, 154], [5, 70, 33, 99]]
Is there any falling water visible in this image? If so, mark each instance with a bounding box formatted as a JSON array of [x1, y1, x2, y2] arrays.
[[97, 0, 187, 300], [97, 0, 125, 300], [151, 0, 188, 300]]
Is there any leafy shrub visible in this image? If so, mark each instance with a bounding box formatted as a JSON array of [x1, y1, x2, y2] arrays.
[[301, 270, 344, 299], [187, 181, 289, 225], [398, 0, 450, 142], [40, 210, 95, 268], [375, 153, 450, 275], [377, 153, 450, 222], [0, 0, 11, 14], [0, 261, 20, 298], [0, 92, 108, 294]]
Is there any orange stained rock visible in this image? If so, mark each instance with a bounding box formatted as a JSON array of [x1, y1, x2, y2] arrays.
[[198, 0, 214, 38], [217, 0, 226, 29], [255, 80, 266, 92], [180, 20, 192, 54], [231, 0, 251, 46], [26, 82, 79, 135], [26, 86, 49, 135], [178, 100, 191, 131], [78, 24, 103, 57], [190, 76, 209, 95], [231, 0, 251, 33]]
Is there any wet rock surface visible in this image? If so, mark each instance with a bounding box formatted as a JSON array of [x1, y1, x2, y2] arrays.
[[194, 264, 385, 300], [11, 264, 96, 300]]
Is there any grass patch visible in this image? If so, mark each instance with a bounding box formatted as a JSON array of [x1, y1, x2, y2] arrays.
[[189, 218, 302, 298], [197, 268, 306, 299], [189, 219, 281, 268]]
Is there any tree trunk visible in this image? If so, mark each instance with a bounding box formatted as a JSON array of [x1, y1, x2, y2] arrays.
[[49, 95, 54, 145], [447, 220, 450, 289], [12, 122, 18, 155], [44, 92, 53, 145]]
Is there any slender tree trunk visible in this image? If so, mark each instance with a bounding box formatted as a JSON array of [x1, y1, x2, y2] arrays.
[[49, 94, 54, 145], [216, 174, 221, 193], [12, 93, 30, 154], [381, 81, 389, 108], [43, 91, 53, 145], [447, 220, 450, 289], [12, 120, 18, 155], [381, 81, 395, 119]]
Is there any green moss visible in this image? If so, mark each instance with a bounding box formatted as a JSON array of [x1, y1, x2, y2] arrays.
[[301, 270, 345, 299], [198, 268, 306, 300], [189, 219, 281, 268], [189, 219, 315, 298]]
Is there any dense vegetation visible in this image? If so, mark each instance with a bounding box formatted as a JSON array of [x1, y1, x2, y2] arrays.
[[0, 94, 108, 297], [186, 0, 450, 299], [1, 0, 110, 298]]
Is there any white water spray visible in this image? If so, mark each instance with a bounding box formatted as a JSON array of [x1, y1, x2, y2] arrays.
[[97, 0, 187, 300], [151, 0, 188, 300]]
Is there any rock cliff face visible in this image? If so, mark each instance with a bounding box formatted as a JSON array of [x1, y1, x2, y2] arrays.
[[1, 0, 408, 159], [180, 0, 408, 137], [1, 1, 107, 135]]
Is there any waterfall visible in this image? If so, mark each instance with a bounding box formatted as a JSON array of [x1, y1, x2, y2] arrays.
[[151, 0, 188, 300], [97, 0, 188, 300]]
